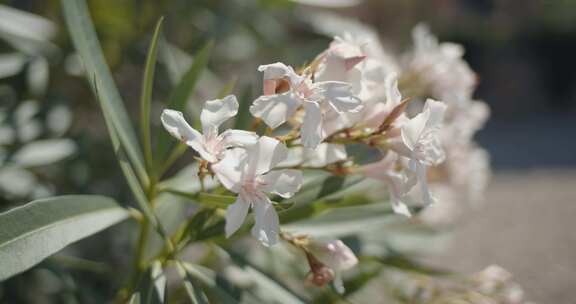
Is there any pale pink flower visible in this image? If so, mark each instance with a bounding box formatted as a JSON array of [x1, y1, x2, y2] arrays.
[[161, 95, 257, 163], [212, 136, 303, 246]]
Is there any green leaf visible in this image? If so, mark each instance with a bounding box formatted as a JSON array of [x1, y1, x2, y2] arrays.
[[181, 262, 241, 304], [233, 85, 254, 130], [226, 250, 307, 304], [61, 0, 147, 184], [175, 261, 209, 304], [217, 77, 237, 99], [137, 261, 167, 304], [167, 40, 214, 114], [140, 17, 164, 175], [283, 204, 395, 238], [93, 77, 164, 237], [12, 139, 76, 167], [156, 40, 214, 171], [0, 195, 129, 280], [129, 293, 141, 304]]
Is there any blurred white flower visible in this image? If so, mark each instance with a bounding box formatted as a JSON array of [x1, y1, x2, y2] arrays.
[[279, 143, 347, 168], [250, 62, 363, 149], [392, 99, 447, 206], [360, 151, 416, 217], [212, 136, 303, 246], [307, 239, 358, 293], [406, 24, 476, 105], [161, 95, 258, 163]]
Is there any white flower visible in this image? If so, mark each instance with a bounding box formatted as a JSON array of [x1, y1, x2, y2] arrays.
[[278, 143, 347, 168], [161, 95, 258, 163], [392, 99, 446, 206], [360, 151, 416, 217], [408, 24, 476, 104], [307, 239, 358, 294], [315, 35, 398, 135], [212, 136, 303, 246], [250, 62, 363, 149]]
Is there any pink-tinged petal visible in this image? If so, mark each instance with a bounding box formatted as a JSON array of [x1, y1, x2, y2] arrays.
[[251, 197, 279, 247], [249, 92, 300, 129], [225, 194, 250, 238], [200, 95, 239, 134], [161, 109, 213, 161], [301, 101, 323, 149], [220, 129, 258, 148], [308, 239, 358, 271], [263, 79, 278, 95], [258, 169, 303, 198], [344, 55, 366, 70], [211, 148, 246, 193], [316, 81, 363, 113], [315, 56, 347, 83]]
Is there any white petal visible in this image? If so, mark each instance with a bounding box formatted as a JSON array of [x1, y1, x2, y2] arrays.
[[161, 109, 212, 160], [400, 111, 428, 150], [390, 192, 412, 217], [385, 73, 401, 106], [225, 194, 250, 238], [414, 161, 434, 206], [303, 143, 347, 167], [258, 169, 303, 198], [301, 101, 323, 149], [251, 197, 280, 247], [211, 148, 246, 193], [316, 81, 362, 113], [333, 274, 345, 294], [249, 92, 300, 129], [220, 129, 258, 148], [258, 62, 300, 84], [200, 95, 239, 134], [246, 136, 288, 176], [423, 98, 446, 128]]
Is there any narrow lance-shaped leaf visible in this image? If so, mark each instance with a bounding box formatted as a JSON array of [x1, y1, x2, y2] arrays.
[[94, 77, 175, 259], [137, 261, 167, 304], [167, 40, 214, 114], [61, 0, 147, 184], [175, 260, 210, 304], [225, 249, 307, 304], [141, 17, 165, 175], [156, 41, 214, 168], [234, 85, 254, 130], [0, 195, 129, 281], [181, 262, 241, 304]]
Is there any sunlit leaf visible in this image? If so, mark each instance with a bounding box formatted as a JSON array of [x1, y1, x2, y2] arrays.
[[61, 0, 147, 184], [0, 195, 129, 280], [167, 40, 213, 121], [156, 40, 214, 170], [141, 17, 164, 175], [12, 139, 76, 167]]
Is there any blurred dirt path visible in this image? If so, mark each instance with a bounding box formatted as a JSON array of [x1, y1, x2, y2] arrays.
[[428, 169, 576, 303]]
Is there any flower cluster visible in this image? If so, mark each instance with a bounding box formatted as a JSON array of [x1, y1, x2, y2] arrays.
[[161, 23, 489, 289]]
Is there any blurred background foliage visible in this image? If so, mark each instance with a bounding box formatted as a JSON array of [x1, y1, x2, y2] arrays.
[[0, 0, 574, 302]]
